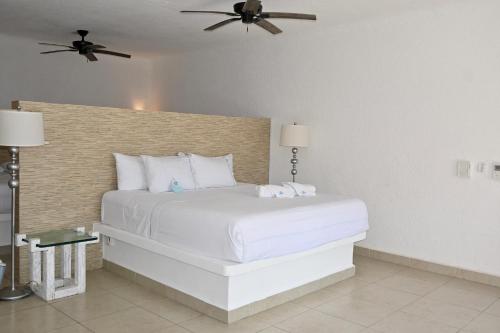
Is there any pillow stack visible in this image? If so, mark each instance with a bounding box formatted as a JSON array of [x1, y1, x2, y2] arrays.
[[113, 152, 236, 192]]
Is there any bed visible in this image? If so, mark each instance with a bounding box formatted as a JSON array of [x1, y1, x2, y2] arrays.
[[101, 183, 368, 263], [95, 183, 368, 322]]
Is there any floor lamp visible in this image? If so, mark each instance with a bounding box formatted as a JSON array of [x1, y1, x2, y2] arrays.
[[0, 109, 45, 301], [280, 123, 309, 182]]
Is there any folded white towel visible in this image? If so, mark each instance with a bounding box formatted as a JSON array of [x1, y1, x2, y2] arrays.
[[282, 182, 317, 197], [256, 185, 296, 198]]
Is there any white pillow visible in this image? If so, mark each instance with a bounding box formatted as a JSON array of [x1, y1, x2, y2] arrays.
[[142, 155, 196, 193], [113, 153, 147, 191], [180, 152, 234, 171], [189, 153, 236, 188]]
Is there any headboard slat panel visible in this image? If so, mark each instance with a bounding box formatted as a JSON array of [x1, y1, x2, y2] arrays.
[[14, 101, 270, 282]]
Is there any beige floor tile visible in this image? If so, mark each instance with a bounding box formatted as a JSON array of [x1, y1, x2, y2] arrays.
[[0, 294, 45, 316], [292, 278, 371, 309], [426, 282, 498, 311], [109, 283, 163, 304], [446, 279, 500, 297], [155, 326, 193, 333], [179, 314, 269, 333], [401, 298, 480, 329], [51, 290, 134, 321], [0, 305, 76, 333], [136, 296, 201, 323], [257, 327, 288, 333], [371, 311, 458, 333], [317, 294, 395, 326], [291, 288, 340, 308], [82, 306, 175, 333], [354, 257, 404, 283], [275, 310, 365, 333], [323, 277, 371, 296], [377, 268, 449, 295], [350, 283, 419, 311], [462, 313, 500, 333], [249, 302, 309, 326], [46, 323, 93, 333], [86, 269, 134, 291], [485, 298, 500, 317]]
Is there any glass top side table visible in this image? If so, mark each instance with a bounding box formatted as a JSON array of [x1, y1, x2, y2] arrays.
[[16, 227, 99, 301], [22, 229, 98, 248]]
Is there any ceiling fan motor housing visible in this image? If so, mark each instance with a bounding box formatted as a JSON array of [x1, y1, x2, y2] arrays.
[[234, 2, 262, 23]]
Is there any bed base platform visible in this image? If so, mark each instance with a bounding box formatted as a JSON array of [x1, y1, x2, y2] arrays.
[[94, 223, 365, 323]]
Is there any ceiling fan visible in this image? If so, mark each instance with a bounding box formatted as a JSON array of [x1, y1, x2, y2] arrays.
[[181, 0, 316, 35], [39, 30, 131, 62]]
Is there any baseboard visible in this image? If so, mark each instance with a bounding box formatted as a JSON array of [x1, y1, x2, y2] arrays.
[[103, 260, 355, 323], [354, 246, 500, 288]]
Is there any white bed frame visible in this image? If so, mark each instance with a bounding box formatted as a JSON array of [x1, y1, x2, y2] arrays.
[[94, 223, 365, 321]]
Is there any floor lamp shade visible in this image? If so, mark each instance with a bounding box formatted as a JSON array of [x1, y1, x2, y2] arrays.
[[0, 110, 45, 147], [280, 124, 309, 148]]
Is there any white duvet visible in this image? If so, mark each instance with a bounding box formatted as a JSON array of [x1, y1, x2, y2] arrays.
[[101, 184, 369, 262]]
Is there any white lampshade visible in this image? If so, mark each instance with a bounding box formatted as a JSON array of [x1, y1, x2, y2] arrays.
[[280, 124, 309, 147], [0, 110, 45, 147]]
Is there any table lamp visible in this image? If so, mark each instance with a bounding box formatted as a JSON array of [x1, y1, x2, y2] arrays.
[[0, 109, 45, 301], [280, 123, 309, 182]]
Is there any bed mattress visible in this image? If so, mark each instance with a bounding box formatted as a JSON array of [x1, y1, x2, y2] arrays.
[[101, 184, 369, 263], [0, 174, 11, 214]]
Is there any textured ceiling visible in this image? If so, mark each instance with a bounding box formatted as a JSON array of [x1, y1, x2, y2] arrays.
[[0, 0, 456, 56]]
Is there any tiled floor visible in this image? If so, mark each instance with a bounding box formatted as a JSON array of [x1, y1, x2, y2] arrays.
[[0, 256, 499, 332]]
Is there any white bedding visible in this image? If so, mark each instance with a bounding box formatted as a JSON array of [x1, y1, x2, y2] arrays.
[[0, 174, 11, 213], [101, 184, 369, 263]]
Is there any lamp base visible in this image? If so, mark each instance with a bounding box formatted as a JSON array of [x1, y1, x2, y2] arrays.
[[0, 285, 32, 301]]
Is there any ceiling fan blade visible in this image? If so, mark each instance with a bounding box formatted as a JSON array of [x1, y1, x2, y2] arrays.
[[260, 12, 317, 20], [40, 49, 77, 54], [254, 18, 282, 34], [242, 0, 261, 14], [93, 49, 131, 59], [85, 44, 106, 49], [39, 42, 76, 49], [204, 18, 241, 31], [181, 10, 239, 16], [84, 52, 98, 62]]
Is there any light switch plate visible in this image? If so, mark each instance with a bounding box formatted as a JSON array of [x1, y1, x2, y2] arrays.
[[457, 160, 471, 178]]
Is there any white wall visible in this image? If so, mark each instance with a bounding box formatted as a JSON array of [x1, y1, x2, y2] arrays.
[[152, 0, 500, 276], [0, 33, 155, 110]]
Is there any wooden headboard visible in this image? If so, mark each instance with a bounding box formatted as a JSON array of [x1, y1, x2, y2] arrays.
[[14, 101, 270, 282]]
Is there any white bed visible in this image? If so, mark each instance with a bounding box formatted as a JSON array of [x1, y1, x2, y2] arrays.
[[95, 184, 369, 322], [101, 183, 368, 263]]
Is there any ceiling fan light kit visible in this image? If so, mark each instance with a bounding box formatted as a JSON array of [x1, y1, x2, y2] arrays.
[[181, 0, 317, 34], [39, 30, 131, 62]]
